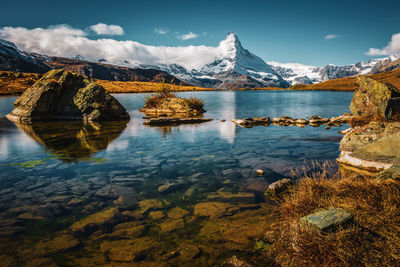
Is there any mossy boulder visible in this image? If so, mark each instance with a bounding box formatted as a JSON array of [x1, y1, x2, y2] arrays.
[[350, 76, 400, 120], [6, 69, 129, 123]]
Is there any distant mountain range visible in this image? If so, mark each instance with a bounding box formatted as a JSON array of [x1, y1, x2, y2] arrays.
[[268, 55, 400, 85], [1, 34, 399, 89]]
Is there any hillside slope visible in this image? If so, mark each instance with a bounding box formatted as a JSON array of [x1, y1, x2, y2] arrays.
[[284, 67, 400, 91]]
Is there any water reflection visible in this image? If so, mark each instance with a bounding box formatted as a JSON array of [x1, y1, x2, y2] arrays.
[[12, 120, 128, 162]]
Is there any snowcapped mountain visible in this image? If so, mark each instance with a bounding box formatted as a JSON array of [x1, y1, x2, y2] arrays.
[[1, 34, 400, 89], [269, 54, 400, 85], [0, 39, 51, 73], [141, 32, 289, 89]]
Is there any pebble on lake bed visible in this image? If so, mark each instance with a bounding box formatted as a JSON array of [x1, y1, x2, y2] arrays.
[[256, 169, 265, 176]]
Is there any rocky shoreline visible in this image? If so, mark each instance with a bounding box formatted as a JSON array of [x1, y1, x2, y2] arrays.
[[233, 114, 353, 128]]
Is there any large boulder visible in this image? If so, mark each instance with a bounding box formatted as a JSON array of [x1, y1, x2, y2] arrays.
[[6, 69, 129, 123], [338, 122, 400, 174], [350, 76, 400, 120]]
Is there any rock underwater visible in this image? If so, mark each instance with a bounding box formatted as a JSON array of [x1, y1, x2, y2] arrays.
[[6, 69, 130, 123]]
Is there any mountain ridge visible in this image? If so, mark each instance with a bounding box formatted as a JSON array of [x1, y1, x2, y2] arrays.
[[0, 34, 399, 89]]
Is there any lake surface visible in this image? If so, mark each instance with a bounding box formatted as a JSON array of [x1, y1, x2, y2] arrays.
[[0, 91, 353, 266]]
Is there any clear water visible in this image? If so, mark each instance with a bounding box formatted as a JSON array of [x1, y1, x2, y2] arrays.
[[0, 91, 353, 266]]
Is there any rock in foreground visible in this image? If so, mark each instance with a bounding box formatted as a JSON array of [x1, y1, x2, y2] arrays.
[[300, 208, 353, 232], [350, 76, 400, 120], [338, 122, 400, 174], [6, 69, 130, 123]]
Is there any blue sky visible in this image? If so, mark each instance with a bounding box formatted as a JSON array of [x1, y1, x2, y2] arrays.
[[1, 0, 400, 66]]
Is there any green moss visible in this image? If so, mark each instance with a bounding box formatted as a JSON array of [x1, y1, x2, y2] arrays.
[[9, 159, 47, 168], [253, 240, 270, 252]]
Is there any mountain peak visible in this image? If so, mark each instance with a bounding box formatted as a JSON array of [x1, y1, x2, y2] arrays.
[[219, 32, 242, 55]]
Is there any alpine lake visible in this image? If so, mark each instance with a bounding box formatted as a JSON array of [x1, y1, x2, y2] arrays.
[[0, 90, 353, 266]]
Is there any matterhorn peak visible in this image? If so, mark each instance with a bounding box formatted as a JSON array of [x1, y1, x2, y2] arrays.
[[218, 32, 243, 56]]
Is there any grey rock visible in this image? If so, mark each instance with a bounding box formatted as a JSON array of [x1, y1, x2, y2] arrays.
[[300, 207, 353, 232]]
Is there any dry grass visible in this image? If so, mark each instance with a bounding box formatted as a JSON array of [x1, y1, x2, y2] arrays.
[[97, 79, 213, 94], [144, 80, 178, 108], [186, 97, 204, 111], [0, 71, 42, 95], [144, 81, 205, 110], [254, 68, 400, 92], [267, 162, 400, 266]]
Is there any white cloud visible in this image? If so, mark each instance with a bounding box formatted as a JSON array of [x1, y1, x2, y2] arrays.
[[325, 34, 341, 40], [89, 23, 124, 36], [366, 33, 400, 56], [154, 28, 168, 35], [178, 32, 198, 40], [0, 25, 218, 70]]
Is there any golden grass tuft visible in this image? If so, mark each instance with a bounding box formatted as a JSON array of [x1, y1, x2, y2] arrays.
[[268, 162, 400, 266]]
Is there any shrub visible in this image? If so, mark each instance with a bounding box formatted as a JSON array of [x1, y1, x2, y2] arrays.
[[144, 80, 178, 108], [267, 162, 400, 266], [186, 97, 204, 111]]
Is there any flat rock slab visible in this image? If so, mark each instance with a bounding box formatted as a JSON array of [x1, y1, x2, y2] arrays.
[[300, 208, 353, 232], [143, 117, 212, 126]]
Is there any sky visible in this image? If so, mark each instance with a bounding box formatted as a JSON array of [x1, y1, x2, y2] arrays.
[[1, 0, 400, 67]]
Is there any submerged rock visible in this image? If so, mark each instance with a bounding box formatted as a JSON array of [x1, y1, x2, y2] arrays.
[[100, 238, 158, 262], [34, 234, 80, 256], [350, 76, 400, 120], [167, 207, 190, 219], [6, 69, 130, 123], [206, 191, 256, 204], [220, 255, 252, 267], [69, 207, 123, 234], [159, 219, 185, 232], [138, 199, 171, 214], [194, 202, 233, 218], [300, 208, 353, 232]]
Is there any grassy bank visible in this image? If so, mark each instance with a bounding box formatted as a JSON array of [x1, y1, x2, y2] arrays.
[[266, 163, 400, 266]]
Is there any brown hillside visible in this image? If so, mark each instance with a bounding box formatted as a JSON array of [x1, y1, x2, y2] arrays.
[[0, 71, 42, 95], [0, 71, 213, 95], [254, 67, 400, 91]]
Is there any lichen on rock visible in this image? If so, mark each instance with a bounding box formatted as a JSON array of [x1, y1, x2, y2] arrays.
[[350, 76, 400, 120]]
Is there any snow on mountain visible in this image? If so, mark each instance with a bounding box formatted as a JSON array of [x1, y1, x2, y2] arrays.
[[0, 38, 51, 73], [269, 54, 400, 85], [140, 32, 288, 89], [267, 62, 321, 84], [2, 34, 400, 89]]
